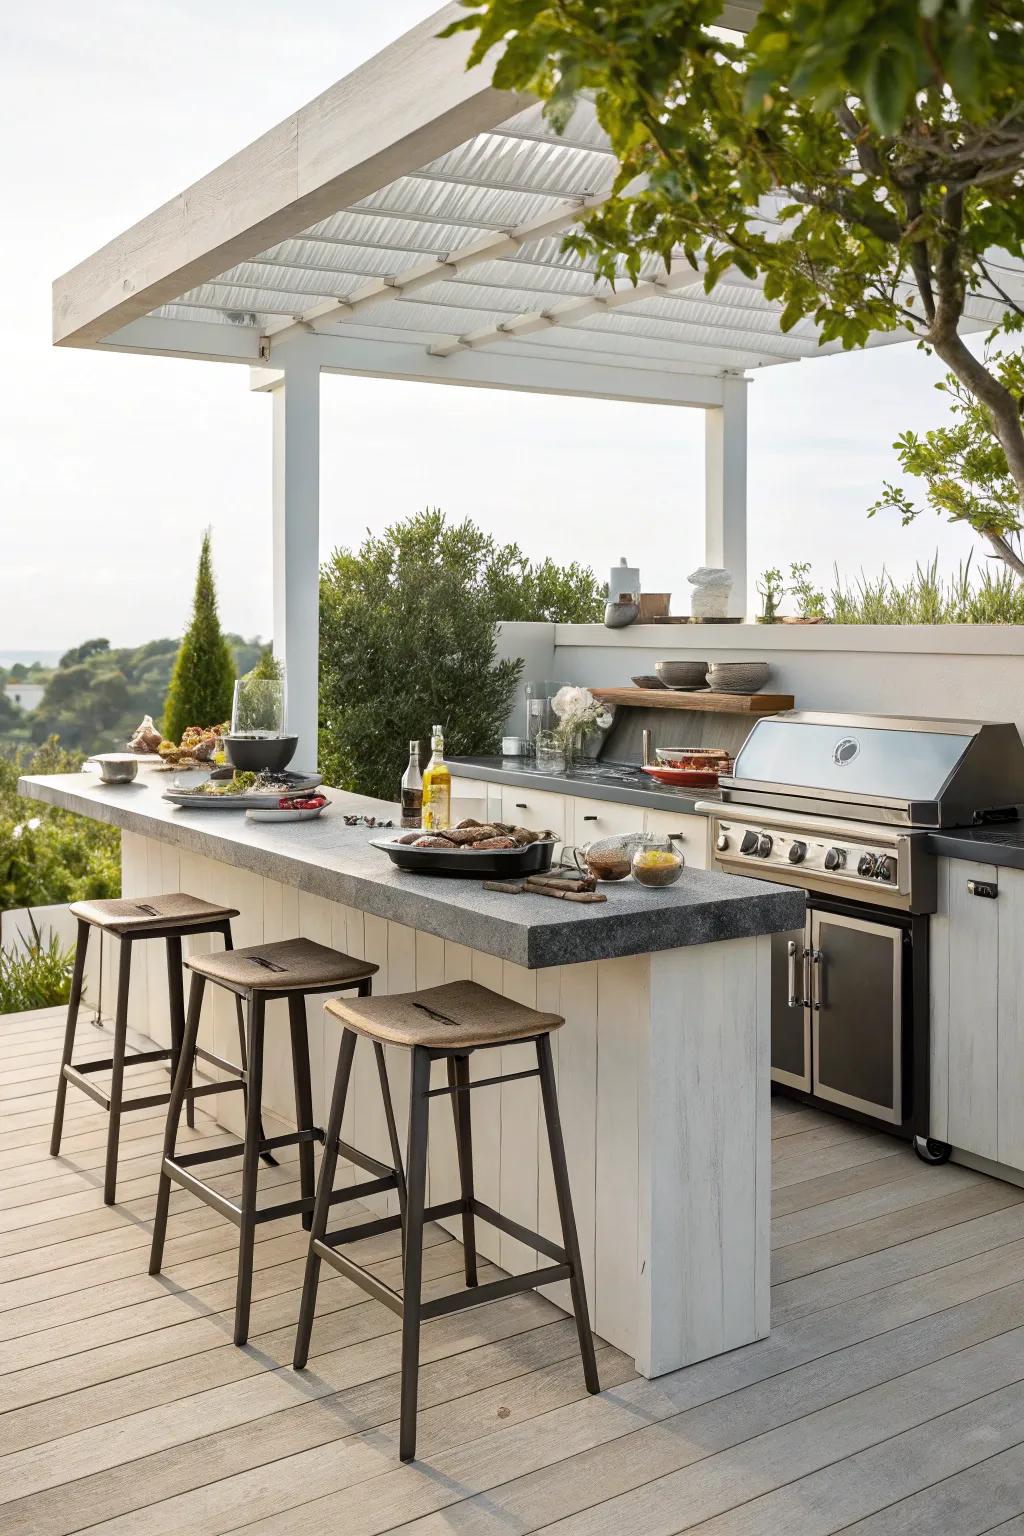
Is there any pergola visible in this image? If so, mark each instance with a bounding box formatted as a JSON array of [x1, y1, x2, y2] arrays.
[[53, 2, 1007, 759]]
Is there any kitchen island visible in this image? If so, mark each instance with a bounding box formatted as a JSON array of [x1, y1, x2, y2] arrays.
[[20, 767, 803, 1377]]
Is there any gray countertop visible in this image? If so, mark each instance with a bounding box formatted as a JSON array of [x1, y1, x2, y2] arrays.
[[19, 769, 804, 970], [448, 755, 722, 815], [929, 820, 1024, 871]]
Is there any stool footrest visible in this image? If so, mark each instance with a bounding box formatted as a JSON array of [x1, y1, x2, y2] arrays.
[[174, 1126, 323, 1171], [312, 1238, 405, 1315], [193, 1047, 245, 1080], [425, 1066, 540, 1097], [336, 1138, 394, 1183], [420, 1265, 572, 1321], [472, 1200, 568, 1266], [163, 1160, 241, 1223], [71, 1047, 171, 1075]]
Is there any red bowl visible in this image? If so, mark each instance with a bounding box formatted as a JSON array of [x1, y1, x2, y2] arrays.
[[642, 763, 728, 787]]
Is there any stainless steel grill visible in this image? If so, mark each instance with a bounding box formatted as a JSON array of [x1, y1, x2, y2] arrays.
[[698, 712, 1024, 913]]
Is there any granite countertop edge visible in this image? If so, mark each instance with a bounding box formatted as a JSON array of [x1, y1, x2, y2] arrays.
[[19, 773, 804, 969]]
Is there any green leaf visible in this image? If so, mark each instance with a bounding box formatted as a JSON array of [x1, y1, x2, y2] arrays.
[[863, 45, 915, 135]]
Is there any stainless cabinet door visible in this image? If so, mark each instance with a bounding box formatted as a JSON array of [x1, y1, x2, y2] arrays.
[[770, 924, 811, 1091], [811, 909, 903, 1124]]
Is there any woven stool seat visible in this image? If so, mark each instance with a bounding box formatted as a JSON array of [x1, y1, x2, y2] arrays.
[[325, 979, 564, 1049], [187, 936, 378, 994], [70, 893, 240, 935]]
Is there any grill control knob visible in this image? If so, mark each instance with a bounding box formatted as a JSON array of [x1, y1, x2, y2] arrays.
[[756, 832, 774, 858], [739, 830, 759, 855], [857, 853, 877, 877], [874, 855, 896, 882], [788, 840, 808, 864], [716, 831, 730, 852], [824, 847, 846, 871]]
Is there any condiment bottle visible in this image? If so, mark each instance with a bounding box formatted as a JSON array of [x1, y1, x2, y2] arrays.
[[422, 725, 452, 831], [400, 740, 423, 829]]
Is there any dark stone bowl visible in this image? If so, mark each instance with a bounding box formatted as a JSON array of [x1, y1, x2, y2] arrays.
[[223, 735, 298, 773]]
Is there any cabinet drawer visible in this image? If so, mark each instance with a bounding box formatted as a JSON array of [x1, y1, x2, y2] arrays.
[[572, 797, 645, 846], [449, 775, 490, 822], [644, 809, 710, 869], [500, 786, 568, 845]]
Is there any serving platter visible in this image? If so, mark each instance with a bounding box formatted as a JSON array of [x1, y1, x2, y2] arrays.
[[371, 835, 556, 879], [163, 769, 322, 809]]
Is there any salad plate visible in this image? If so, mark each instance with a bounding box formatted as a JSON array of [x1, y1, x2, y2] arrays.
[[246, 795, 328, 823], [163, 769, 322, 809]]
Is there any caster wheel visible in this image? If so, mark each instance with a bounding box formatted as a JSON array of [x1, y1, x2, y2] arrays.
[[914, 1135, 952, 1166]]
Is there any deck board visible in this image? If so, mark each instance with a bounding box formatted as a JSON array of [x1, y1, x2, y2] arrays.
[[0, 1010, 1023, 1534]]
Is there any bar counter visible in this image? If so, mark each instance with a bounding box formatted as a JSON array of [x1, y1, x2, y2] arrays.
[[20, 766, 804, 1378]]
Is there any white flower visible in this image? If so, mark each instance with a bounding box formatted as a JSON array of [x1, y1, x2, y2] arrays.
[[26, 817, 40, 831], [11, 824, 23, 840]]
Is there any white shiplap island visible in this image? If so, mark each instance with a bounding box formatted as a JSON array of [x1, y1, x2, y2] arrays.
[[20, 767, 804, 1377]]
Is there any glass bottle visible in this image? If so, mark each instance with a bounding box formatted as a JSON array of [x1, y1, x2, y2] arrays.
[[421, 725, 452, 831], [400, 740, 423, 829]]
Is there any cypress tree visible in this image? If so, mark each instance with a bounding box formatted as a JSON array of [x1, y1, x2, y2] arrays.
[[163, 530, 236, 742]]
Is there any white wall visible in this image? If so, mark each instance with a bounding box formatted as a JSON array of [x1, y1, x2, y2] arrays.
[[550, 623, 1024, 736], [495, 621, 557, 737]]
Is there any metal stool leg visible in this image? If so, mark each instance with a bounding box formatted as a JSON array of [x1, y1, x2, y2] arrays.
[[103, 938, 134, 1206], [288, 994, 316, 1232], [294, 1028, 357, 1370], [165, 935, 194, 1131], [50, 919, 89, 1158], [399, 1045, 431, 1462], [374, 1042, 408, 1228], [234, 992, 266, 1345], [221, 923, 277, 1167], [150, 973, 205, 1274], [536, 1033, 600, 1395], [449, 1054, 478, 1286]]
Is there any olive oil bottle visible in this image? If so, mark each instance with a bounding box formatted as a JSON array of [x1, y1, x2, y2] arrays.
[[400, 741, 423, 829], [421, 724, 452, 831]]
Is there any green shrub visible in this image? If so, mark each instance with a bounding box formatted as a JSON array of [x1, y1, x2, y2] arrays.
[[164, 529, 237, 743], [319, 509, 605, 800], [0, 920, 76, 1014], [1, 738, 120, 912]]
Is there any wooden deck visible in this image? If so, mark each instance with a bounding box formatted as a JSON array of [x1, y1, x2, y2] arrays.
[[3, 1006, 1024, 1535]]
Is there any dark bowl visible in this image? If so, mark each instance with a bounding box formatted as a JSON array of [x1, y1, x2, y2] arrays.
[[370, 836, 556, 880], [223, 735, 298, 773]]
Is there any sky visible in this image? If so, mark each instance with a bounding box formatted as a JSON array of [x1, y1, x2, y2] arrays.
[[0, 0, 986, 655]]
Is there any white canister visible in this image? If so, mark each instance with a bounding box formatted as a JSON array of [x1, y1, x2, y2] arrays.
[[609, 556, 640, 603], [688, 566, 733, 619]]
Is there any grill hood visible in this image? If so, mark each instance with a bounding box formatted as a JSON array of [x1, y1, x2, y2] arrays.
[[718, 711, 1024, 828]]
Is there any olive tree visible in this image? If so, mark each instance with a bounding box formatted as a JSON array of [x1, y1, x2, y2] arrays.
[[445, 0, 1024, 571]]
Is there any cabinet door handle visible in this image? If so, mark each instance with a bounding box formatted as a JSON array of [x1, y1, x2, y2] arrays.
[[808, 948, 823, 1011], [967, 879, 998, 899], [583, 815, 598, 822], [515, 803, 527, 810], [787, 940, 803, 1008]]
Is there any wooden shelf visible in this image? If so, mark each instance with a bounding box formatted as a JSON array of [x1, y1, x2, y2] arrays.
[[591, 687, 794, 715]]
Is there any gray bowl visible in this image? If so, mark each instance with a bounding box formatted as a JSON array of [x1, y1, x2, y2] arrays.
[[223, 735, 298, 773], [706, 661, 771, 694], [655, 659, 709, 689]]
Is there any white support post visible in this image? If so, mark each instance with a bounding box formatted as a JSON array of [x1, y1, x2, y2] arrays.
[[271, 357, 321, 766], [704, 376, 749, 618]]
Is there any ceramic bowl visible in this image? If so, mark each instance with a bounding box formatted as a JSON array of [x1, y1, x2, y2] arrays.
[[706, 661, 771, 693], [655, 747, 732, 767], [631, 674, 667, 690], [223, 735, 298, 773], [88, 753, 139, 784], [654, 659, 709, 689]]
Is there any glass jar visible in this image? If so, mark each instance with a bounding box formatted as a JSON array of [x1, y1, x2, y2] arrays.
[[631, 833, 684, 887], [231, 667, 287, 738], [534, 730, 566, 772]]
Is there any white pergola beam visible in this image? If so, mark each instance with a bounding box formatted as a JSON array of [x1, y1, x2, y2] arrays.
[[52, 4, 529, 348], [705, 377, 749, 617], [425, 267, 707, 357], [252, 330, 725, 408], [261, 189, 616, 342]]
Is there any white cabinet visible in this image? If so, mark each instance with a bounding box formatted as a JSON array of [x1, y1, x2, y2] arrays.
[[644, 808, 710, 870], [572, 796, 645, 846], [499, 785, 569, 847], [930, 858, 1024, 1169]]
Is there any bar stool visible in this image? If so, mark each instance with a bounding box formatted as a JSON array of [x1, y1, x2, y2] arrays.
[[148, 936, 398, 1346], [50, 893, 248, 1205], [293, 980, 600, 1462]]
